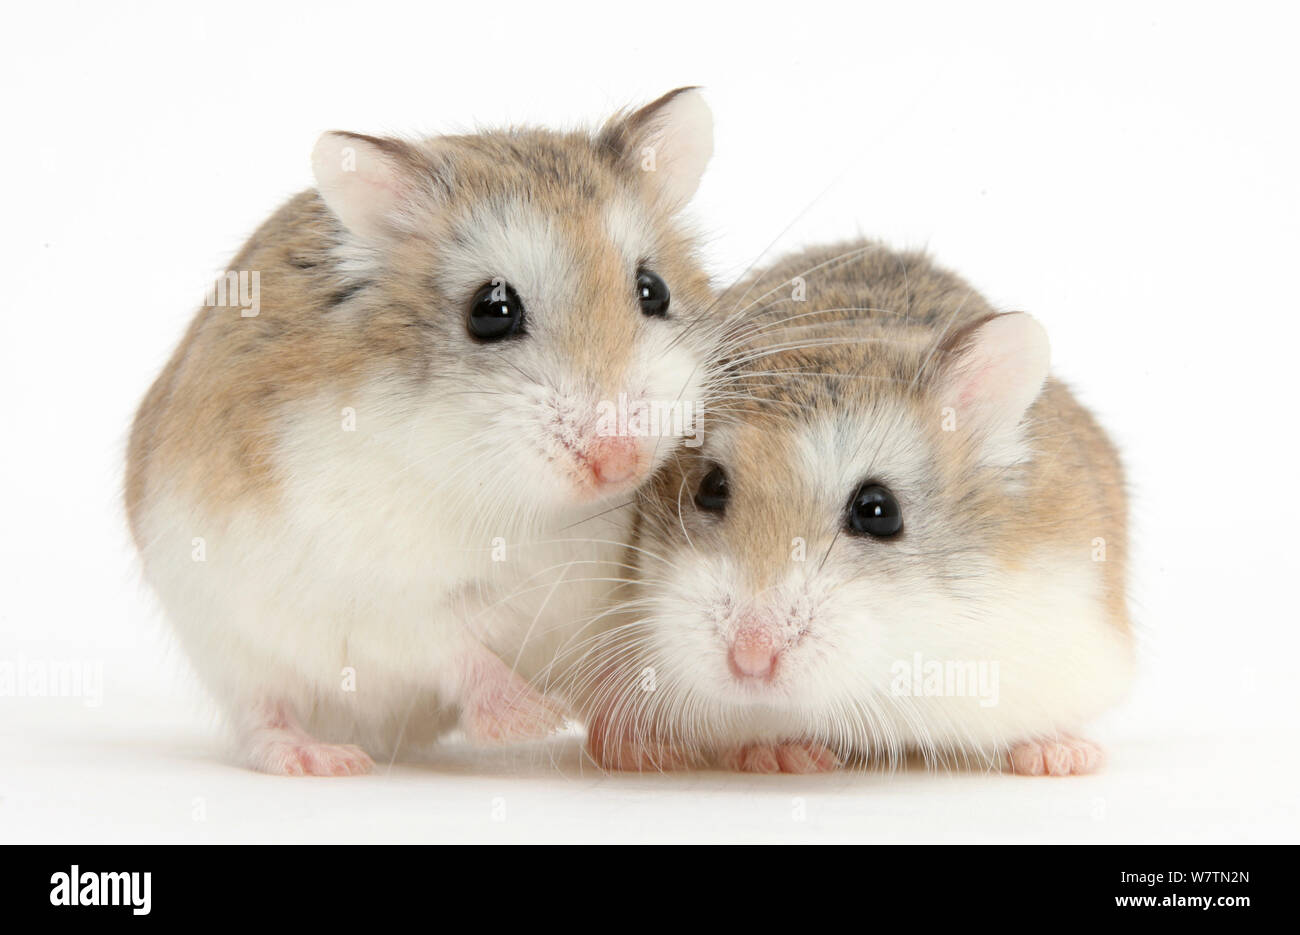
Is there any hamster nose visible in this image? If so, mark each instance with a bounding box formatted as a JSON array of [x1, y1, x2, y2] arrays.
[[585, 436, 642, 486], [728, 625, 781, 681]]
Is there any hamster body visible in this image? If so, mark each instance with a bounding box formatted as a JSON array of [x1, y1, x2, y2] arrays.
[[580, 240, 1134, 775], [126, 90, 718, 774]]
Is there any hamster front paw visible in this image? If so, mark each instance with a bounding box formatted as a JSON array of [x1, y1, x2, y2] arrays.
[[1007, 736, 1104, 776], [720, 741, 841, 774], [459, 651, 567, 744]]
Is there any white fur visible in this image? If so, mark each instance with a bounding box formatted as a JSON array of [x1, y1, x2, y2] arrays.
[[640, 547, 1132, 762], [604, 199, 651, 267], [138, 195, 710, 758], [625, 407, 1133, 766], [137, 428, 632, 755]]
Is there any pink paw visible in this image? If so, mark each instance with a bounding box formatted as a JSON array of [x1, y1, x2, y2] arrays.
[[248, 739, 374, 777], [1007, 736, 1104, 776], [720, 741, 841, 774], [461, 681, 566, 744]]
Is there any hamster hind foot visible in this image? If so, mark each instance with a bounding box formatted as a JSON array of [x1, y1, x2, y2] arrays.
[[1007, 735, 1104, 777], [241, 703, 374, 777]]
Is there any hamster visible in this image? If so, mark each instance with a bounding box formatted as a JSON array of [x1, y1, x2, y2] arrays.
[[577, 240, 1134, 775], [125, 88, 719, 775]]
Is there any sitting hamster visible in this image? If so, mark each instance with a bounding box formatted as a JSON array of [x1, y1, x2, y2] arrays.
[[126, 89, 720, 774], [578, 240, 1134, 775]]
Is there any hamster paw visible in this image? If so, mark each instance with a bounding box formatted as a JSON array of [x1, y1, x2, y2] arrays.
[[247, 738, 374, 777], [1007, 736, 1104, 776], [461, 675, 566, 744], [240, 703, 374, 776], [720, 742, 841, 774], [462, 689, 566, 743], [455, 645, 567, 743]]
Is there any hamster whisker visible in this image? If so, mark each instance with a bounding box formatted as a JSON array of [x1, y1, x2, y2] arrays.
[[719, 335, 901, 371], [509, 536, 680, 571], [659, 205, 868, 359], [722, 240, 887, 327], [557, 499, 637, 532]]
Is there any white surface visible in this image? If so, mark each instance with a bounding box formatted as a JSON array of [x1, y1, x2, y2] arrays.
[[3, 694, 1293, 844], [2, 1, 1298, 844]]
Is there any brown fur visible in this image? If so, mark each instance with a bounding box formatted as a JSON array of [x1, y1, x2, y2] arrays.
[[125, 114, 714, 547], [641, 239, 1130, 631]]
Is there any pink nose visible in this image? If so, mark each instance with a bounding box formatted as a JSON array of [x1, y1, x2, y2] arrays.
[[585, 436, 641, 485], [728, 625, 781, 680]]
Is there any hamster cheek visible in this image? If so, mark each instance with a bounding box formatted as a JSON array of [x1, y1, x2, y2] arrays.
[[619, 345, 707, 473]]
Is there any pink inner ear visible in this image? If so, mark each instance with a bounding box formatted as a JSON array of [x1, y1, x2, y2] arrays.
[[943, 313, 1051, 438], [336, 159, 406, 221], [957, 360, 995, 408], [312, 133, 415, 239], [356, 166, 402, 199], [633, 89, 713, 209]]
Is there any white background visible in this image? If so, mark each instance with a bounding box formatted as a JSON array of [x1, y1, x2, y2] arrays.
[[2, 1, 1297, 843]]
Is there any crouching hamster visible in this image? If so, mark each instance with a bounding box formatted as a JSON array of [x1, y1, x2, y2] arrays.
[[126, 89, 719, 774], [577, 240, 1134, 775]]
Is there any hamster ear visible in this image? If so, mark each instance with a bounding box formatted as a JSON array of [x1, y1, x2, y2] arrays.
[[937, 312, 1051, 462], [311, 131, 427, 240], [601, 87, 714, 211]]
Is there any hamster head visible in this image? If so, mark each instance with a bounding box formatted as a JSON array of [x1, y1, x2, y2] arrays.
[[307, 89, 716, 516], [605, 298, 1056, 753]]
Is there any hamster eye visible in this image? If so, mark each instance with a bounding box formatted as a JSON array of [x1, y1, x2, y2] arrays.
[[694, 465, 729, 512], [846, 483, 903, 538], [467, 280, 525, 341], [637, 268, 670, 317]]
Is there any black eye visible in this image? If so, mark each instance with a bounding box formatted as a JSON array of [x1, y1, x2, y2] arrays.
[[468, 280, 525, 341], [847, 483, 903, 538], [637, 268, 670, 317], [694, 465, 729, 512]]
